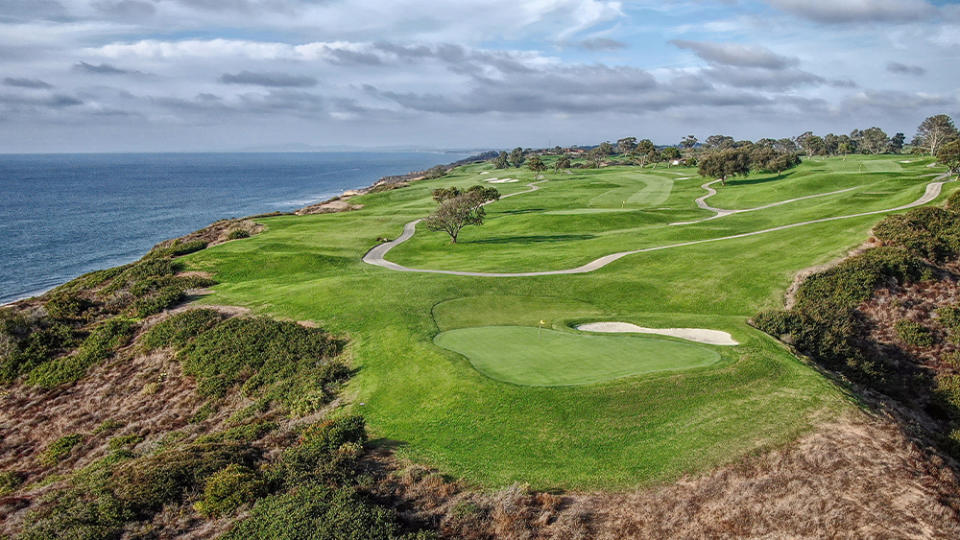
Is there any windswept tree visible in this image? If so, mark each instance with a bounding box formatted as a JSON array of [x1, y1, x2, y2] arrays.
[[698, 148, 751, 186], [938, 139, 960, 180], [915, 114, 959, 156], [662, 147, 681, 162], [704, 134, 735, 150], [494, 151, 509, 169], [598, 141, 615, 156], [616, 137, 638, 155], [680, 135, 698, 150], [634, 139, 656, 166], [527, 155, 546, 175], [509, 147, 525, 168], [425, 186, 500, 244], [553, 156, 571, 173], [589, 147, 605, 168], [861, 127, 890, 154]]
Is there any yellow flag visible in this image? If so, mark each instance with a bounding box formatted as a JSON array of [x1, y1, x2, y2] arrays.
[[539, 320, 546, 325]]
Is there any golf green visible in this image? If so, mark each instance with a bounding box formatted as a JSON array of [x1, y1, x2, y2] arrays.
[[434, 326, 722, 386]]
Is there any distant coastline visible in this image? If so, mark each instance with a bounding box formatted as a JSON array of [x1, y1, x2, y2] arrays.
[[0, 151, 479, 305]]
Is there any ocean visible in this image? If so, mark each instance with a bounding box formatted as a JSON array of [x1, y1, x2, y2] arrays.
[[0, 152, 469, 304]]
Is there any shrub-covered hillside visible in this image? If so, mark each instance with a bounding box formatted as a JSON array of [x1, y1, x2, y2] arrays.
[[754, 190, 960, 456]]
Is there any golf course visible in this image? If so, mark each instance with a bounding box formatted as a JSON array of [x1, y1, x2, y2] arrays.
[[183, 154, 954, 490]]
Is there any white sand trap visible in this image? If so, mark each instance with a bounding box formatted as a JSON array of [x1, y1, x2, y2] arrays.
[[577, 322, 738, 346], [899, 160, 915, 164], [481, 171, 489, 174], [488, 178, 519, 183]]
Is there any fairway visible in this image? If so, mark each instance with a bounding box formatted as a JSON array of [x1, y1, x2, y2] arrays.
[[434, 326, 721, 386], [185, 155, 955, 489]]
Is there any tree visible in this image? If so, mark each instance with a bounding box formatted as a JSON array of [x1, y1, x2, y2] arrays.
[[704, 134, 735, 150], [775, 138, 798, 154], [553, 156, 571, 173], [698, 148, 751, 186], [424, 186, 500, 244], [680, 135, 698, 150], [494, 151, 509, 169], [861, 127, 889, 154], [890, 132, 906, 154], [616, 137, 638, 155], [938, 139, 960, 180], [915, 114, 959, 156], [527, 155, 546, 175], [509, 147, 525, 168], [588, 148, 605, 168], [634, 139, 656, 166], [662, 147, 681, 161], [598, 141, 615, 156]]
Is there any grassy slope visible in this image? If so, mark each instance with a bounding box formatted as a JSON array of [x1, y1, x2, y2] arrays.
[[184, 155, 953, 490]]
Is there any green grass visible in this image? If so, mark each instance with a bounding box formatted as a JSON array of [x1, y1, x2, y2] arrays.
[[435, 326, 721, 386], [179, 155, 954, 490]]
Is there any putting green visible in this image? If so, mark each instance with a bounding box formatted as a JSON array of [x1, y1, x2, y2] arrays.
[[434, 325, 722, 386]]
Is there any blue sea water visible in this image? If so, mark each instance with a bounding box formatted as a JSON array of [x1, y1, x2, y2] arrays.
[[0, 152, 469, 304]]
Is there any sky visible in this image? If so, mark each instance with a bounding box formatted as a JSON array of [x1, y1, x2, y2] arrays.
[[0, 0, 958, 152]]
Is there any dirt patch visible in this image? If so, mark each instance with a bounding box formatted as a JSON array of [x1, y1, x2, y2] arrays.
[[577, 322, 738, 346], [295, 197, 364, 216], [151, 218, 263, 252], [371, 415, 960, 539]]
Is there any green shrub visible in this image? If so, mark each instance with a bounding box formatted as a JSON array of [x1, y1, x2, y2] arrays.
[[25, 317, 136, 388], [141, 309, 224, 351], [18, 489, 130, 540], [228, 229, 251, 240], [45, 293, 94, 320], [938, 305, 960, 336], [53, 265, 129, 295], [223, 485, 422, 540], [794, 247, 929, 313], [177, 317, 345, 407], [93, 420, 124, 435], [751, 309, 802, 338], [108, 434, 144, 451], [164, 240, 208, 257], [111, 441, 259, 516], [133, 286, 185, 318], [146, 239, 207, 259], [272, 416, 367, 487], [41, 434, 84, 467], [190, 401, 217, 423], [0, 317, 76, 383], [948, 189, 960, 212], [196, 421, 277, 444], [0, 470, 24, 495], [873, 207, 960, 262], [194, 464, 265, 517], [895, 319, 936, 347]]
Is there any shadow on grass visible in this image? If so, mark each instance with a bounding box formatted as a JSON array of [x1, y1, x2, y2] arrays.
[[367, 438, 409, 450], [727, 170, 798, 187], [498, 208, 546, 215], [467, 234, 595, 245]]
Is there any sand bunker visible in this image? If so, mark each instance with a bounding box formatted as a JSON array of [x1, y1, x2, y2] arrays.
[[577, 322, 738, 346], [487, 178, 519, 183]]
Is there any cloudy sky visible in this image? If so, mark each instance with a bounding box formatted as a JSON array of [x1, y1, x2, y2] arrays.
[[1, 0, 958, 152]]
